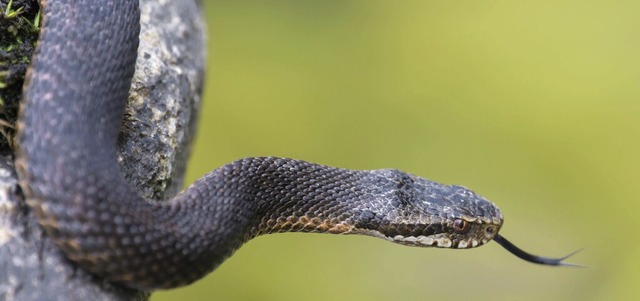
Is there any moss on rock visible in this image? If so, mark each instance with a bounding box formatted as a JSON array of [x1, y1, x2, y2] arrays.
[[0, 0, 39, 150]]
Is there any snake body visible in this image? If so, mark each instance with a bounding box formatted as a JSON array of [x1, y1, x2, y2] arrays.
[[15, 0, 573, 290]]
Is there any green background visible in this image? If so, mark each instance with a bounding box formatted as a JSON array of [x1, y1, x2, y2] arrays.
[[154, 1, 638, 300]]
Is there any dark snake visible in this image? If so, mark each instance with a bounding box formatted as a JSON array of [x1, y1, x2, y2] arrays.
[[14, 0, 577, 290]]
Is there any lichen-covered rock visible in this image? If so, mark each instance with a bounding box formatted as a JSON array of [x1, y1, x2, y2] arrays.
[[0, 0, 206, 300], [121, 0, 205, 201]]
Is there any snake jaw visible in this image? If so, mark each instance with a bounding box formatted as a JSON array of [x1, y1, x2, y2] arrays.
[[388, 234, 453, 247], [386, 233, 481, 249], [374, 218, 502, 249]]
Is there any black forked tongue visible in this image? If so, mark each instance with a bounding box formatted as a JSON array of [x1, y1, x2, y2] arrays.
[[493, 234, 582, 267]]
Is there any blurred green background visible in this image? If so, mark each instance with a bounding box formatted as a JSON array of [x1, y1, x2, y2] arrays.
[[154, 1, 638, 300]]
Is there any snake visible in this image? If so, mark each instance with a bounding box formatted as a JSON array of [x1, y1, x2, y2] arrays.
[[14, 0, 577, 290]]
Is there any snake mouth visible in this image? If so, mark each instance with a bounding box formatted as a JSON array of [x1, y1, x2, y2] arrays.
[[387, 234, 485, 248], [379, 221, 500, 249]]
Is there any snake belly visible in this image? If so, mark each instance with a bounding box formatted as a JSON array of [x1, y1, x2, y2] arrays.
[[15, 0, 504, 289]]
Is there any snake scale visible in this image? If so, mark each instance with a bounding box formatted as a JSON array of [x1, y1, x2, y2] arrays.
[[15, 0, 576, 290]]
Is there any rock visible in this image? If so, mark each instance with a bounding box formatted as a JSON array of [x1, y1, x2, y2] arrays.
[[0, 0, 206, 300]]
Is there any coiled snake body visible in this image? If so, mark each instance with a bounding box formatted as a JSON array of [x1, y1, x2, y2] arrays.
[[15, 0, 575, 290]]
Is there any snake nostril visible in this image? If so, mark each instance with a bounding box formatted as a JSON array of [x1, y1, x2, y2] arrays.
[[484, 226, 496, 238]]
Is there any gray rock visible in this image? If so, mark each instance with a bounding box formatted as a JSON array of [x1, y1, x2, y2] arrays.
[[0, 0, 206, 300]]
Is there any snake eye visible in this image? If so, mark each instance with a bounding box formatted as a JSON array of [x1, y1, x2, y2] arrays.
[[453, 219, 471, 234]]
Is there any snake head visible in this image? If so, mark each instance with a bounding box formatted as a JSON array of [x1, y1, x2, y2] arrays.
[[392, 183, 504, 249], [434, 184, 505, 249], [355, 170, 579, 267], [354, 170, 504, 249]]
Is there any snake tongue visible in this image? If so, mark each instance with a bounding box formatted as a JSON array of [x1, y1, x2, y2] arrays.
[[493, 234, 583, 267]]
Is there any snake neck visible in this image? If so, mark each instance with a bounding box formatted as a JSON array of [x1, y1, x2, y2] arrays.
[[171, 157, 367, 241]]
